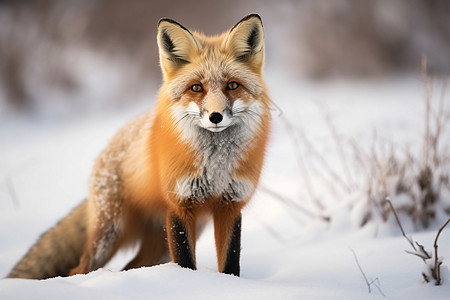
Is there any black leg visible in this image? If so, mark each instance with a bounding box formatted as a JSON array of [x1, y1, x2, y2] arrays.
[[166, 211, 196, 270], [222, 215, 241, 276]]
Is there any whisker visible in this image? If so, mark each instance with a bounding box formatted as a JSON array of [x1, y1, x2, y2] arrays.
[[231, 108, 262, 128], [233, 108, 260, 119], [173, 113, 192, 128], [185, 110, 201, 116]]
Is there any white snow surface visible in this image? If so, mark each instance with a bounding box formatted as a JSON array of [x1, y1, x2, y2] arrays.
[[1, 73, 450, 299]]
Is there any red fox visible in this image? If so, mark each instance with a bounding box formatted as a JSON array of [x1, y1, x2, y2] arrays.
[[7, 14, 271, 279]]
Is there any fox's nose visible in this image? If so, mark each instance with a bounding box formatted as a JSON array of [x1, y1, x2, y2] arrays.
[[209, 112, 223, 124]]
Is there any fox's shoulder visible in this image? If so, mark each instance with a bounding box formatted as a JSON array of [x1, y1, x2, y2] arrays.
[[106, 110, 155, 151], [92, 110, 155, 173], [119, 111, 155, 143]]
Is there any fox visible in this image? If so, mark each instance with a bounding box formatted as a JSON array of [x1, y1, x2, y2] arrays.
[[7, 13, 271, 279]]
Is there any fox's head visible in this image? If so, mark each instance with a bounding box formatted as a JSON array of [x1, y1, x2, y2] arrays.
[[157, 14, 269, 137]]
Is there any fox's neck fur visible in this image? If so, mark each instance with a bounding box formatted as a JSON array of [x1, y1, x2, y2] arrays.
[[172, 109, 262, 202]]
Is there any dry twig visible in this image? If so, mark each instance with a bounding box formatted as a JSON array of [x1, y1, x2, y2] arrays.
[[386, 198, 417, 252], [351, 249, 386, 297], [281, 118, 325, 210], [433, 218, 450, 285], [388, 198, 450, 285], [315, 100, 356, 191]]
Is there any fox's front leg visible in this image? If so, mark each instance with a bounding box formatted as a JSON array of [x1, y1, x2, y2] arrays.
[[213, 203, 243, 276], [166, 208, 197, 270]]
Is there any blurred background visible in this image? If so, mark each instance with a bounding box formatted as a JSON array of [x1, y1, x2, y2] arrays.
[[1, 1, 450, 281], [0, 0, 449, 119]]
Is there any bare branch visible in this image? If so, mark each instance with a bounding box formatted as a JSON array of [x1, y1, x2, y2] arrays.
[[296, 123, 352, 194], [415, 242, 432, 260], [281, 118, 325, 210], [351, 249, 386, 297], [386, 198, 417, 251], [433, 218, 450, 285], [433, 75, 450, 165], [368, 278, 386, 298], [351, 249, 371, 293], [405, 250, 431, 260], [315, 100, 356, 191]]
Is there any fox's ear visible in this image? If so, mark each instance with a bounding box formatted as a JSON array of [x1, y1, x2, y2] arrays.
[[157, 18, 198, 75], [225, 14, 264, 69]]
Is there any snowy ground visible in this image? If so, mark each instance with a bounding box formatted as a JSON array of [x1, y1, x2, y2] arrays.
[[1, 73, 450, 299]]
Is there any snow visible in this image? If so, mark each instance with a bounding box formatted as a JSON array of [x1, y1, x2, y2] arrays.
[[1, 73, 450, 299]]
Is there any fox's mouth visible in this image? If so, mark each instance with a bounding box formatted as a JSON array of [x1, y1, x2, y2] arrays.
[[204, 125, 228, 132]]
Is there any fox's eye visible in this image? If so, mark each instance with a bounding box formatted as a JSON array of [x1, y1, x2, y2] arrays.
[[227, 82, 239, 90], [191, 84, 203, 92]]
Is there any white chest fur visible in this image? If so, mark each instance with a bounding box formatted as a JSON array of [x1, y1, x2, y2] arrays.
[[174, 123, 255, 202]]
